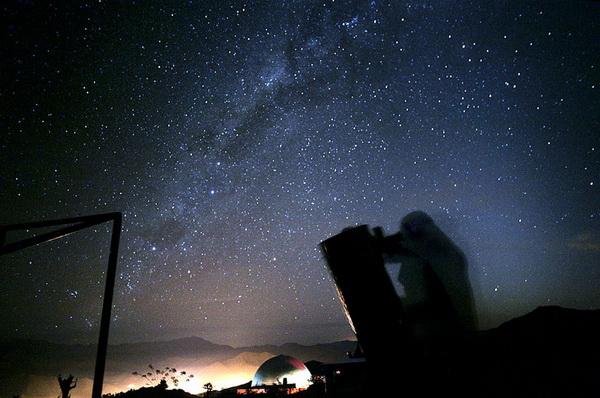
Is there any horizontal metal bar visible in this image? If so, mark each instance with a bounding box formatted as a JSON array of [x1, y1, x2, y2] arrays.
[[0, 212, 120, 231], [0, 213, 121, 255]]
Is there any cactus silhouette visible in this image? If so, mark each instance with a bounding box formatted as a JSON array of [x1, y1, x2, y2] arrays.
[[57, 375, 77, 398]]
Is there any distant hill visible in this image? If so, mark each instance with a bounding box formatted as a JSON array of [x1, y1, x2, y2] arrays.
[[0, 336, 355, 398], [3, 306, 600, 398], [468, 305, 600, 364], [102, 383, 198, 398], [0, 335, 356, 374], [448, 306, 600, 397]]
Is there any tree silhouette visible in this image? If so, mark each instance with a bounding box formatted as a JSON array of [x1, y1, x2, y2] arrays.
[[203, 382, 213, 397], [57, 375, 77, 398], [131, 364, 194, 388], [309, 375, 325, 385]]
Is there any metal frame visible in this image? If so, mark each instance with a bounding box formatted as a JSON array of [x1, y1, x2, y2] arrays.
[[0, 212, 122, 398]]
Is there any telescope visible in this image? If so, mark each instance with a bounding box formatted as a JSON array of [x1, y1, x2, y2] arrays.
[[320, 225, 420, 376]]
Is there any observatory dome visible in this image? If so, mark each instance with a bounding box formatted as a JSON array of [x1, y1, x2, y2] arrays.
[[251, 354, 312, 388]]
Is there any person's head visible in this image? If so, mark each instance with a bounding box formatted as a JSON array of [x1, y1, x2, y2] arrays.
[[400, 211, 434, 239], [401, 210, 466, 262]]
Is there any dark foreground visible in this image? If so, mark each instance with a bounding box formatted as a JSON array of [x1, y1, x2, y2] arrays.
[[102, 306, 600, 398]]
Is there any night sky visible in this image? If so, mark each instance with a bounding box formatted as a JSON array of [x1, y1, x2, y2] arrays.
[[1, 1, 599, 347]]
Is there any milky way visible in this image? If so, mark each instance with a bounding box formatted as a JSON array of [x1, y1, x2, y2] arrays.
[[1, 1, 599, 346]]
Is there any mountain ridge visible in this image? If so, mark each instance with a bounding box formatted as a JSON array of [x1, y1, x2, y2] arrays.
[[3, 306, 600, 398]]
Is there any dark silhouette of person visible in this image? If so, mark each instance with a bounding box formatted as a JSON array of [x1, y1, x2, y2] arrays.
[[321, 211, 478, 396], [383, 211, 477, 348]]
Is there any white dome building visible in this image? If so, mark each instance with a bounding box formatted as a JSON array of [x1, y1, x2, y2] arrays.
[[251, 354, 312, 389]]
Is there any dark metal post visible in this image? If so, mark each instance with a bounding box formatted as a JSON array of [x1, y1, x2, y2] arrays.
[[0, 212, 123, 398], [91, 213, 121, 398]]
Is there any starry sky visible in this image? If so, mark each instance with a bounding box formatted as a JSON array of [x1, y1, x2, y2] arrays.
[[1, 0, 599, 347]]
